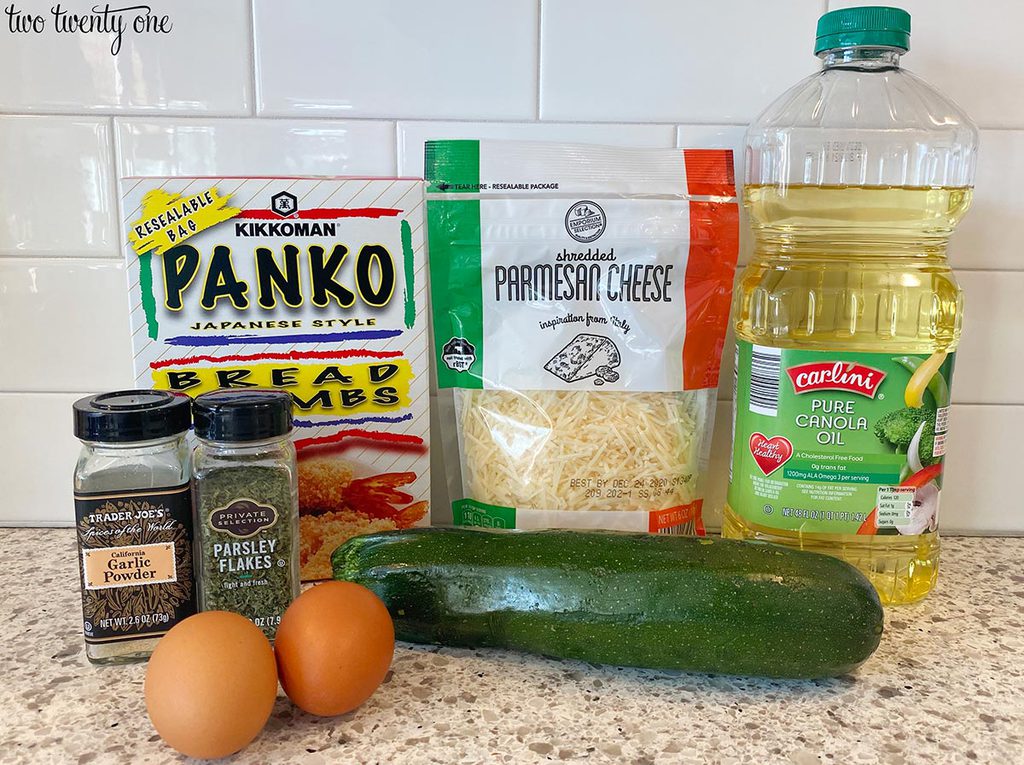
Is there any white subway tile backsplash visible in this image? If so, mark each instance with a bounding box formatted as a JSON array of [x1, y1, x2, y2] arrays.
[[951, 130, 1024, 272], [955, 271, 1024, 406], [254, 0, 539, 119], [116, 119, 397, 178], [929, 405, 1023, 535], [0, 2, 1021, 532], [830, 0, 1024, 129], [0, 1, 252, 115], [398, 121, 676, 178], [429, 393, 452, 527], [0, 116, 116, 256], [0, 259, 134, 392], [0, 393, 79, 525], [703, 400, 733, 531], [541, 0, 820, 123]]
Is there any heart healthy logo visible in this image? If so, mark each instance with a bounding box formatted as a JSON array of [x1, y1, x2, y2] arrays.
[[785, 361, 886, 398], [749, 433, 793, 476]]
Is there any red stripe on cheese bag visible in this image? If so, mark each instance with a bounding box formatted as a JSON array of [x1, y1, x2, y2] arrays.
[[681, 150, 740, 390]]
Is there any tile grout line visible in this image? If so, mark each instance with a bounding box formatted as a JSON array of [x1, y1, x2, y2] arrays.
[[0, 252, 123, 260], [393, 122, 402, 177], [247, 0, 260, 117], [536, 0, 544, 120], [0, 112, 762, 131], [8, 109, 1024, 133], [103, 116, 122, 261]]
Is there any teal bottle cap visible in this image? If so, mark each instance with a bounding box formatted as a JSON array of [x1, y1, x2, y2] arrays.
[[815, 6, 911, 54]]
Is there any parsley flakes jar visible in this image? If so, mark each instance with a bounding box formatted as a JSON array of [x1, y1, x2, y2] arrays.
[[191, 390, 300, 641]]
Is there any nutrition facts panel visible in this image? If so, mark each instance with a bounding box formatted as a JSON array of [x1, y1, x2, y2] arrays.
[[876, 486, 916, 527]]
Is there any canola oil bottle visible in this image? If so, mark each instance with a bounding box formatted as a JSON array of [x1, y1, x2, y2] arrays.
[[723, 7, 978, 604]]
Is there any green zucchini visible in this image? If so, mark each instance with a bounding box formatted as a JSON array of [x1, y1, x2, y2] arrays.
[[332, 528, 883, 679]]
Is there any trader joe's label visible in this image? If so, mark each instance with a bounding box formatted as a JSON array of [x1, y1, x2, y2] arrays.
[[75, 485, 195, 644], [728, 343, 955, 536], [121, 177, 431, 581]]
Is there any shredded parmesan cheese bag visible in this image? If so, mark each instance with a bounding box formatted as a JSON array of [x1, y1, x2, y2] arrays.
[[426, 141, 738, 534]]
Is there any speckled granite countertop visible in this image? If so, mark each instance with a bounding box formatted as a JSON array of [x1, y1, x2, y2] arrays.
[[2, 530, 1022, 765]]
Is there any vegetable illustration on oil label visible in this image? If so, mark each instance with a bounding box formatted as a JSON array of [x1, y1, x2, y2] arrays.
[[729, 343, 954, 535], [120, 177, 430, 581]]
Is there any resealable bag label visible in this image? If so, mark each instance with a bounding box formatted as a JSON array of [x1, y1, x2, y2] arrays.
[[120, 177, 431, 581], [728, 343, 955, 536], [426, 141, 739, 534]]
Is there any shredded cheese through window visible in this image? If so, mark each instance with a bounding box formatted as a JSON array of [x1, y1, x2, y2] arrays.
[[457, 389, 704, 512]]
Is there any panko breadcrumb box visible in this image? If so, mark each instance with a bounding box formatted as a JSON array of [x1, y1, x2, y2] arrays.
[[120, 177, 430, 580]]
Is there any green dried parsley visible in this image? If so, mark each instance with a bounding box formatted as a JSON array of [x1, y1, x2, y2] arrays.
[[194, 464, 298, 640]]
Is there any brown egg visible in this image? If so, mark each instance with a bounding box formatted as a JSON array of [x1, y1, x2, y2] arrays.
[[275, 581, 395, 717], [144, 611, 278, 759]]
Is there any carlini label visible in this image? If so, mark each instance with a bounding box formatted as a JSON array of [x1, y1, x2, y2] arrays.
[[729, 343, 955, 536], [786, 361, 886, 398]]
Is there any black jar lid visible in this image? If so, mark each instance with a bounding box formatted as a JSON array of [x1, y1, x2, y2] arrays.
[[192, 389, 293, 443], [73, 390, 192, 443]]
